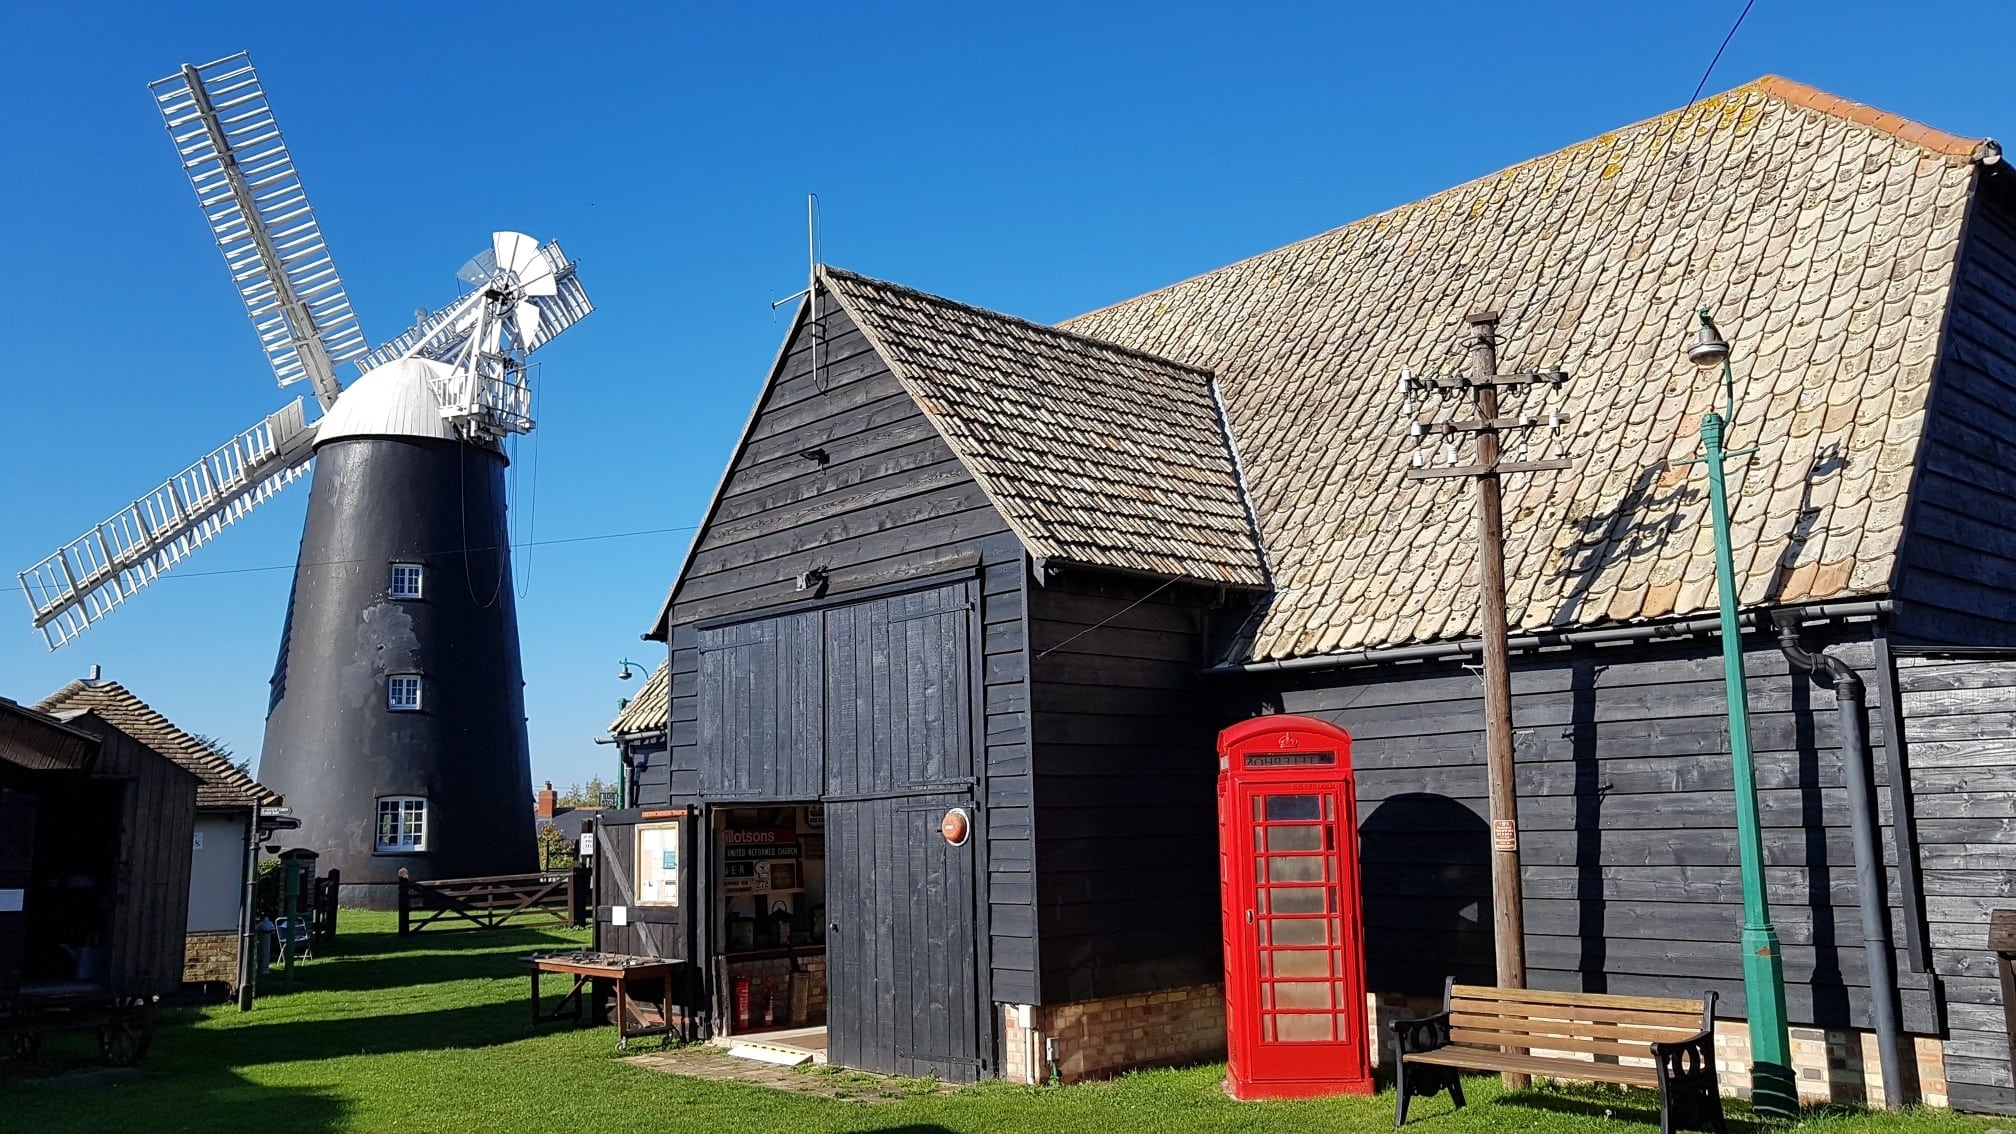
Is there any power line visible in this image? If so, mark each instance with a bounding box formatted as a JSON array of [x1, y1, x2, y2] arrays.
[[120, 522, 702, 582]]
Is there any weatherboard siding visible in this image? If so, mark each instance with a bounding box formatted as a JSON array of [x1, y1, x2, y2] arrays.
[[1252, 633, 1938, 1034], [635, 298, 1035, 1012], [1894, 654, 2016, 1116], [1026, 571, 1231, 1004], [1896, 173, 2016, 644], [668, 305, 1014, 626]]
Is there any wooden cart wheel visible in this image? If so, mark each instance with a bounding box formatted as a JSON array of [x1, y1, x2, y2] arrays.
[[97, 1019, 153, 1066]]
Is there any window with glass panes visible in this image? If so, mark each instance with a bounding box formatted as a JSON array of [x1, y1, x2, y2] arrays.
[[376, 796, 427, 852], [1251, 790, 1349, 1042], [389, 563, 424, 599], [387, 674, 422, 711]]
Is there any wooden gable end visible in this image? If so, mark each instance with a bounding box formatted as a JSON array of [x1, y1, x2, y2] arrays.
[[665, 299, 1016, 629], [1893, 168, 2016, 644]]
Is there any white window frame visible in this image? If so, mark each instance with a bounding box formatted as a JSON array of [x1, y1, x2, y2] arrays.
[[389, 562, 425, 600], [375, 796, 428, 853], [387, 674, 424, 712]]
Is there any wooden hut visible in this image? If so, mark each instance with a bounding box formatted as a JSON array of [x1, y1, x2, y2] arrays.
[[38, 677, 281, 1000], [2, 696, 198, 1061], [615, 76, 2016, 1110]]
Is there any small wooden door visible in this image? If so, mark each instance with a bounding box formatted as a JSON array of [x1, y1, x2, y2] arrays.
[[824, 793, 980, 1082], [0, 789, 37, 998]]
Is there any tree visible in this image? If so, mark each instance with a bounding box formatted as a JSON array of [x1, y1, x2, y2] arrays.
[[535, 823, 574, 871], [555, 777, 611, 809], [191, 732, 254, 776]]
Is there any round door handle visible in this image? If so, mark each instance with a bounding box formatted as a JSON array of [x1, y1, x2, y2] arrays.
[[829, 922, 841, 933]]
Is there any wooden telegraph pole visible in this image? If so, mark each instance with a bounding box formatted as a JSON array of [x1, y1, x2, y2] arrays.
[[1401, 313, 1571, 1045]]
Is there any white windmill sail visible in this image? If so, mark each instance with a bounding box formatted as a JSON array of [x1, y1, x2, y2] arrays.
[[150, 53, 364, 409], [18, 401, 318, 648], [357, 233, 594, 441]]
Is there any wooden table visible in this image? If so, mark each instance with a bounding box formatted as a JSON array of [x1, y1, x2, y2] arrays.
[[527, 952, 685, 1049]]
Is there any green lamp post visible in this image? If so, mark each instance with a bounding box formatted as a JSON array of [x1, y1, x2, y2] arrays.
[[1682, 308, 1797, 1118]]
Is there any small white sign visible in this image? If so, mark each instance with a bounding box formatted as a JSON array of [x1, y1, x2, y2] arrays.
[[0, 889, 23, 913], [579, 831, 595, 857], [611, 905, 628, 927], [192, 831, 204, 852]]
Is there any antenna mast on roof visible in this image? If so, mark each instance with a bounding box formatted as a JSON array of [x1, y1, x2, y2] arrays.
[[771, 193, 825, 390]]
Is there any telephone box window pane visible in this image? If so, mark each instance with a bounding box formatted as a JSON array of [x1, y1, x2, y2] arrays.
[[1273, 981, 1334, 1009], [1267, 856, 1326, 883], [1268, 918, 1332, 947], [1274, 1014, 1333, 1042], [1267, 886, 1328, 914], [1265, 826, 1325, 852], [1270, 949, 1332, 978], [1264, 795, 1322, 821]]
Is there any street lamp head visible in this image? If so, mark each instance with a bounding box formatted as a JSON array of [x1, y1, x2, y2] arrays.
[[1688, 308, 1731, 369]]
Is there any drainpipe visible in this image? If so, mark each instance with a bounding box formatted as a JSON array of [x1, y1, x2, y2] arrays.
[[1772, 610, 1906, 1107], [237, 815, 259, 1011]]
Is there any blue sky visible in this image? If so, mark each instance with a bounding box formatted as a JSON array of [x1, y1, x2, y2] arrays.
[[1, 1, 2008, 791]]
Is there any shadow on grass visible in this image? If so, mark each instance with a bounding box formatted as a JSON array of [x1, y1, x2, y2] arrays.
[[285, 931, 586, 993], [193, 998, 552, 1067], [9, 1067, 348, 1134], [1499, 1083, 1756, 1132]]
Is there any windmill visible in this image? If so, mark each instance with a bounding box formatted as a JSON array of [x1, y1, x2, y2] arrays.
[[15, 54, 593, 901]]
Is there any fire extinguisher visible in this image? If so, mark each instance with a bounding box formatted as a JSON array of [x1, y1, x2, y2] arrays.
[[733, 976, 752, 1031]]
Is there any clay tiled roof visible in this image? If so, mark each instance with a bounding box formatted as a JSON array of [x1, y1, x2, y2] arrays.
[[36, 679, 278, 809], [1065, 77, 1995, 662], [609, 661, 670, 735], [822, 266, 1268, 588]]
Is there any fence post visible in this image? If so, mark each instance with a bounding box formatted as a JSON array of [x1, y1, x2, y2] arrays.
[[571, 864, 591, 927], [397, 868, 412, 936], [320, 868, 340, 942]]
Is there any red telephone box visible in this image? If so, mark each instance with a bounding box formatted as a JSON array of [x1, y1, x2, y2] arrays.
[[1217, 714, 1372, 1100]]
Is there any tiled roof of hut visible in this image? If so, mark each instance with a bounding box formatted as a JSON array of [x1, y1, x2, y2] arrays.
[[821, 266, 1268, 589], [37, 678, 278, 809], [1064, 76, 1999, 663], [609, 661, 670, 735]]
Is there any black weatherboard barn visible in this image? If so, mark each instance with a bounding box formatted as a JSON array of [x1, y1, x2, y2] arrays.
[[613, 76, 2016, 1109]]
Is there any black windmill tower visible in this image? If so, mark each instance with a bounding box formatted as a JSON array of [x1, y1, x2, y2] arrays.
[[15, 54, 594, 904]]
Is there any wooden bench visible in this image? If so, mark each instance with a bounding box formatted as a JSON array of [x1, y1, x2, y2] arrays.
[[1392, 980, 1725, 1134]]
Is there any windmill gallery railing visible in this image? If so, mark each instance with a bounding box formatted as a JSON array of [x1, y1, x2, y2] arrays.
[[396, 867, 591, 936]]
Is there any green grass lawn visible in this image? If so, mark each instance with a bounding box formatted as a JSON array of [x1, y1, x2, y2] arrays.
[[2, 910, 2000, 1133]]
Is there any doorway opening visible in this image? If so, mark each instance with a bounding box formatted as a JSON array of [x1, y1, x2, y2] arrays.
[[712, 803, 827, 1062]]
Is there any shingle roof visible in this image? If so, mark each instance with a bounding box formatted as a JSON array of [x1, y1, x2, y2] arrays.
[[822, 266, 1268, 588], [36, 680, 279, 809], [609, 661, 669, 735], [1064, 76, 1994, 662]]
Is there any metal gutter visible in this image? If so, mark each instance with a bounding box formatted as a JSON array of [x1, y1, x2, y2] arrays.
[[1206, 600, 1893, 675]]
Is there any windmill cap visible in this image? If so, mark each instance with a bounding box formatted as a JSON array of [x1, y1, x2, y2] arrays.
[[314, 358, 461, 446]]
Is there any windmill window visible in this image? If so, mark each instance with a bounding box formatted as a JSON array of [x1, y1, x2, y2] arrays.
[[387, 674, 424, 712], [389, 563, 425, 600], [375, 796, 428, 853]]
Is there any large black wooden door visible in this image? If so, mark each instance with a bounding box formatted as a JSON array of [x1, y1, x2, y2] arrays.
[[0, 789, 37, 998], [822, 580, 981, 1081], [825, 792, 980, 1081], [697, 610, 823, 799]]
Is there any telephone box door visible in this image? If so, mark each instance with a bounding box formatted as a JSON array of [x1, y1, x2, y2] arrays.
[[1218, 716, 1371, 1099]]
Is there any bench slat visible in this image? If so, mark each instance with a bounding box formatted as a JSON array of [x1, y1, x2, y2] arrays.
[[1449, 984, 1705, 1018], [1406, 1046, 1661, 1088], [1448, 1025, 1667, 1061], [1450, 1006, 1700, 1038]]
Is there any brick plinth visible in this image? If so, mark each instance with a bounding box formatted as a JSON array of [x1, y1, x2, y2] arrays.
[[1001, 984, 1226, 1084], [183, 930, 240, 990], [1711, 1019, 1949, 1110]]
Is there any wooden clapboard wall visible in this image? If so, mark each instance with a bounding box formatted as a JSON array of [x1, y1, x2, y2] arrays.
[[639, 297, 1038, 1012], [1024, 569, 1240, 1004], [1265, 633, 1936, 1033], [1894, 653, 2016, 1116], [1893, 166, 2016, 645]]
